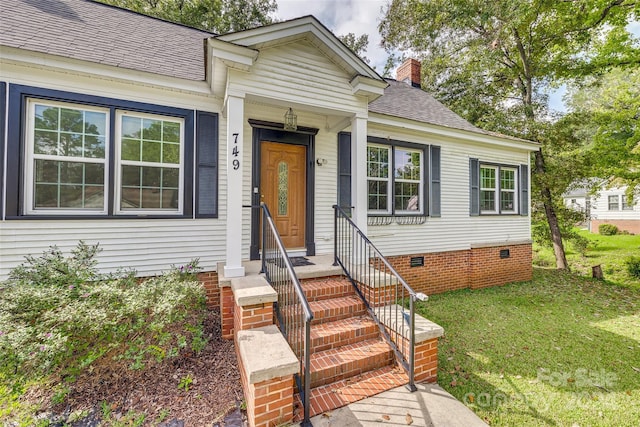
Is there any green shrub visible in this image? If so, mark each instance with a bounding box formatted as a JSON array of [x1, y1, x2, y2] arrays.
[[625, 256, 640, 279], [599, 224, 619, 235], [0, 243, 206, 378]]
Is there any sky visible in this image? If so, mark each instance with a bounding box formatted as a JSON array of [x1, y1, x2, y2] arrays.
[[275, 0, 639, 113]]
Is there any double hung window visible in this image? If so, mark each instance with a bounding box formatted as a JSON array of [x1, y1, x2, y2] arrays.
[[366, 144, 424, 215]]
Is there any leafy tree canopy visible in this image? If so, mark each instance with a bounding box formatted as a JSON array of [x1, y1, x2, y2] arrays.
[[99, 0, 277, 33], [339, 32, 370, 64]]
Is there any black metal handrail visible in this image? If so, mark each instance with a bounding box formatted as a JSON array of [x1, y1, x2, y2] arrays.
[[333, 204, 424, 391], [258, 203, 313, 425]]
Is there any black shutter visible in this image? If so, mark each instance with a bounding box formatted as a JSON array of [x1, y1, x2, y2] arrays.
[[337, 132, 351, 209], [520, 164, 529, 216], [0, 82, 5, 218], [430, 145, 441, 217], [470, 158, 480, 216], [195, 111, 218, 218]]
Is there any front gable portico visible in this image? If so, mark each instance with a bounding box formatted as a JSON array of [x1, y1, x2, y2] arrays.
[[208, 17, 387, 277]]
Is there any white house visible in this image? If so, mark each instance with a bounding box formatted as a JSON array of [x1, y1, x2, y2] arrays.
[[0, 0, 539, 303], [590, 185, 640, 234]]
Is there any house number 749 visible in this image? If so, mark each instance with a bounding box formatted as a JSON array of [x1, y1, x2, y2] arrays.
[[232, 133, 240, 170]]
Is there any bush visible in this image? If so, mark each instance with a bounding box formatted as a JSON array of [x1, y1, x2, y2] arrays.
[[625, 256, 640, 279], [599, 224, 619, 235], [0, 243, 206, 378]]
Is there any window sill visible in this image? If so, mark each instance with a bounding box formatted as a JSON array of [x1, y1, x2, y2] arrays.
[[367, 215, 428, 226]]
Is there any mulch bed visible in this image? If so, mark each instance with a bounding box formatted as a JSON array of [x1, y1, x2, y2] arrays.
[[34, 308, 245, 426]]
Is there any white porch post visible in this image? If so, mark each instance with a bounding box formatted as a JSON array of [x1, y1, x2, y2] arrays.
[[224, 94, 246, 278], [351, 114, 368, 236]]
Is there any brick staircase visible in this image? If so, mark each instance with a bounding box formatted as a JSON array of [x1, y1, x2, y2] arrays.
[[294, 275, 408, 420]]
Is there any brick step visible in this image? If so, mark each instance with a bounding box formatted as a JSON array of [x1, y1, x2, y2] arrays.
[[288, 316, 380, 353], [309, 296, 366, 325], [301, 276, 355, 302], [309, 338, 394, 389], [294, 365, 408, 420]]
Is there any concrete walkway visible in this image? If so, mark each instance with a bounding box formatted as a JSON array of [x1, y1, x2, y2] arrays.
[[304, 383, 488, 427]]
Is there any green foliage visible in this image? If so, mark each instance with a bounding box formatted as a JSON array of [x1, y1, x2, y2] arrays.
[[178, 374, 193, 392], [625, 256, 640, 279], [98, 0, 277, 33], [599, 223, 619, 236], [420, 268, 640, 426], [338, 33, 370, 64], [0, 243, 206, 383]]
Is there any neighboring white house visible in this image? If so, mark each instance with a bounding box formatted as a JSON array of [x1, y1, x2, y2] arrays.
[[565, 183, 640, 234], [0, 0, 538, 302], [590, 185, 640, 234]]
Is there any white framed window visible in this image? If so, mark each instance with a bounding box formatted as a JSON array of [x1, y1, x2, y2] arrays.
[[367, 144, 391, 213], [480, 166, 497, 213], [500, 167, 517, 213], [24, 99, 109, 215], [608, 195, 619, 210], [394, 147, 423, 214], [480, 165, 518, 214], [622, 195, 634, 210], [115, 111, 184, 215]]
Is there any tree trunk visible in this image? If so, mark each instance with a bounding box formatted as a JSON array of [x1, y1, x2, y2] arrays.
[[534, 149, 569, 270]]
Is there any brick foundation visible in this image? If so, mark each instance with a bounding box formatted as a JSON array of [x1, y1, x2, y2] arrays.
[[591, 219, 640, 235], [220, 285, 234, 339], [197, 271, 220, 308], [386, 243, 532, 295]]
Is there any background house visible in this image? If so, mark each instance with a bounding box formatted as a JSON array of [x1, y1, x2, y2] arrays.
[[0, 0, 538, 304], [590, 185, 640, 234]]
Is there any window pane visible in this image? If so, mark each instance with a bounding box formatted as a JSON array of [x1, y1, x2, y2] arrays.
[[162, 168, 179, 188], [163, 121, 180, 142], [84, 111, 106, 136], [501, 169, 515, 190], [480, 190, 495, 211], [84, 135, 106, 159], [608, 195, 619, 210], [59, 133, 83, 157], [142, 118, 162, 141], [121, 187, 141, 209], [368, 180, 388, 211], [395, 148, 420, 180], [122, 165, 141, 186], [34, 130, 59, 155], [141, 188, 161, 209], [501, 191, 515, 211], [367, 146, 389, 178], [278, 161, 288, 216], [395, 182, 419, 211], [122, 116, 142, 138], [481, 167, 496, 189], [142, 141, 162, 163], [162, 189, 179, 209], [34, 160, 104, 209], [60, 108, 83, 133], [34, 105, 59, 130], [162, 142, 180, 164], [121, 138, 140, 161], [142, 166, 161, 187]]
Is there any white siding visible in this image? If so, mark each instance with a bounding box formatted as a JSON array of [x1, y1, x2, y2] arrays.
[[229, 41, 366, 114], [0, 58, 230, 279], [591, 186, 640, 220], [364, 124, 532, 256]]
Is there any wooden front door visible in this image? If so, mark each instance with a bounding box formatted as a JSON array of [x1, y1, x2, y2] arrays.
[[260, 141, 306, 249]]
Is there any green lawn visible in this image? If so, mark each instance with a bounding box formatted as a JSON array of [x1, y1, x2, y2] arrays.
[[534, 230, 640, 288], [418, 269, 640, 426]]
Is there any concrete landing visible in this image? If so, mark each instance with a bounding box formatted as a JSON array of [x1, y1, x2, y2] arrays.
[[303, 383, 487, 427]]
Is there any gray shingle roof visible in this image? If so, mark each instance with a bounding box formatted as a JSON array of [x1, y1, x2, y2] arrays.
[[370, 79, 487, 135], [0, 0, 213, 81]]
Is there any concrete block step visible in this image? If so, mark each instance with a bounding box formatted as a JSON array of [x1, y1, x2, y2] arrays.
[[309, 338, 394, 389], [309, 296, 366, 325], [294, 365, 408, 420], [301, 276, 355, 302]]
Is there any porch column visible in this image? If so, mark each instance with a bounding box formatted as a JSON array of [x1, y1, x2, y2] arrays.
[[351, 114, 368, 235], [224, 94, 246, 278]]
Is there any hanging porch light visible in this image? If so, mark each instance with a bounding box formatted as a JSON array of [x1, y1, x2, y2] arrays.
[[283, 107, 297, 131]]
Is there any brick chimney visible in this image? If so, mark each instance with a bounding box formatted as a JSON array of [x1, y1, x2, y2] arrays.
[[396, 58, 421, 88]]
